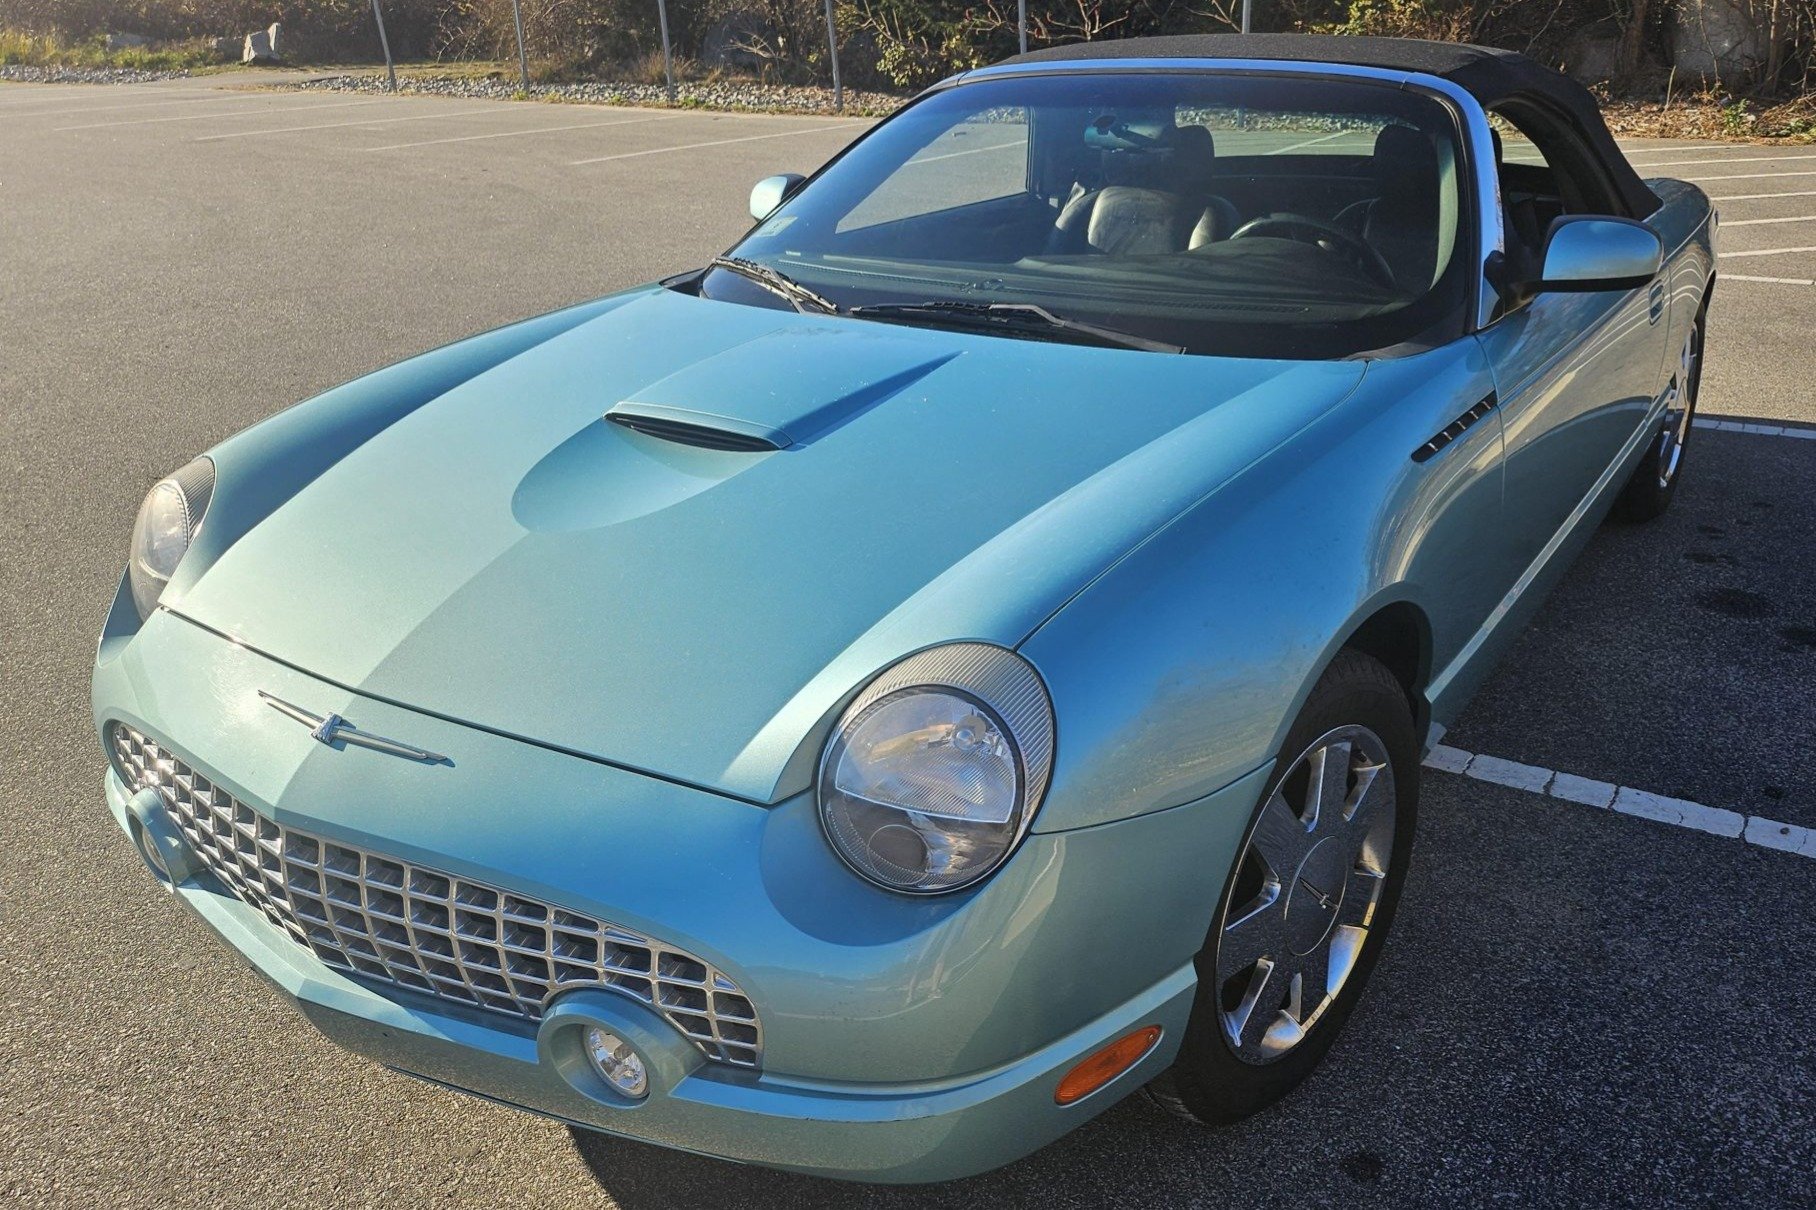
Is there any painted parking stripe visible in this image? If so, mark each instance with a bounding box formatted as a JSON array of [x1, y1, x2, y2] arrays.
[[195, 105, 513, 142], [58, 97, 380, 131], [1424, 745, 1814, 858], [571, 122, 863, 166], [1692, 416, 1816, 435], [364, 111, 683, 151], [1693, 169, 1816, 182], [1721, 274, 1816, 285], [1709, 190, 1816, 202], [1624, 144, 1754, 160], [1719, 245, 1816, 257], [904, 139, 1028, 166], [1635, 152, 1816, 168], [1722, 213, 1816, 227], [0, 92, 242, 118]]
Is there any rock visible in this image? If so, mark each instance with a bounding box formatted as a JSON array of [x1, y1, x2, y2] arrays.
[[242, 24, 282, 65], [105, 33, 150, 52], [1561, 23, 1623, 85], [211, 37, 238, 58], [1671, 0, 1779, 88]]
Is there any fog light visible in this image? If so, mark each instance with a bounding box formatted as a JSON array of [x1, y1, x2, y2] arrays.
[[583, 1027, 649, 1099]]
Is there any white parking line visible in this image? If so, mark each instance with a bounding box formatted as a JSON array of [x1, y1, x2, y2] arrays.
[[1635, 152, 1816, 168], [1718, 245, 1816, 258], [570, 122, 862, 166], [1266, 131, 1349, 155], [58, 97, 380, 132], [1723, 213, 1816, 227], [0, 92, 240, 117], [904, 139, 1027, 166], [195, 105, 511, 142], [1694, 169, 1816, 182], [1722, 273, 1816, 285], [364, 112, 682, 151], [1624, 143, 1754, 159], [1693, 416, 1816, 435], [1709, 190, 1816, 202], [1425, 745, 1815, 858]]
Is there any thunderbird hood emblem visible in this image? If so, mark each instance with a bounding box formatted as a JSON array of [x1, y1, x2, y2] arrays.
[[259, 691, 448, 764]]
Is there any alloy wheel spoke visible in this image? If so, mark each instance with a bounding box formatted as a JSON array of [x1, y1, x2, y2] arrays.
[[1305, 740, 1352, 831], [1222, 956, 1280, 1052], [1217, 881, 1284, 984], [1293, 938, 1332, 1022], [1249, 789, 1314, 881], [1343, 755, 1388, 830]]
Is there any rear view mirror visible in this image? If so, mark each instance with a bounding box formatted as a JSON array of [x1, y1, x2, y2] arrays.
[[1532, 216, 1663, 293], [749, 173, 806, 222]]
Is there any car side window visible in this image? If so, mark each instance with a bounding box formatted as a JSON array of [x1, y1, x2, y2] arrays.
[[1487, 102, 1625, 288], [836, 109, 1031, 232]]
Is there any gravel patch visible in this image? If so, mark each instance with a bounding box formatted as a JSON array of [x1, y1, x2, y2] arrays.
[[0, 64, 193, 85], [289, 71, 908, 117]]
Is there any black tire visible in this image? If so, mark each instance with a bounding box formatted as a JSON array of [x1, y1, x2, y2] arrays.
[[1616, 311, 1705, 523], [1146, 650, 1419, 1126]]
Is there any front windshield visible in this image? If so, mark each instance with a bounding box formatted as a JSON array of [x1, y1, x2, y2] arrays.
[[700, 70, 1472, 358]]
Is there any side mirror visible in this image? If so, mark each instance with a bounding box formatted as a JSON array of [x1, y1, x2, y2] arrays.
[[749, 173, 806, 222], [1531, 216, 1662, 293]]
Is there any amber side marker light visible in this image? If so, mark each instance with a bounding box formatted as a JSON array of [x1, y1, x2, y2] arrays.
[[1054, 1025, 1164, 1105]]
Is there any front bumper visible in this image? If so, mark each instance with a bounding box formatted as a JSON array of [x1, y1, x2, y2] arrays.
[[95, 606, 1265, 1182]]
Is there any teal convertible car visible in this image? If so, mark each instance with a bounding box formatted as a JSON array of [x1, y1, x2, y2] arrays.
[[96, 34, 1714, 1183]]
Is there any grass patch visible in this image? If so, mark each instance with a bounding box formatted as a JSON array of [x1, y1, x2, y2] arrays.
[[0, 29, 228, 71]]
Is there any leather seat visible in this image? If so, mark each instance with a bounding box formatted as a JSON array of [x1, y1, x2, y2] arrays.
[[1046, 124, 1238, 255], [1356, 125, 1442, 290]]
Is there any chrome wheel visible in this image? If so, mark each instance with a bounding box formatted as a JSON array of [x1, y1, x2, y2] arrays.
[[1214, 725, 1396, 1065], [1656, 323, 1701, 489]]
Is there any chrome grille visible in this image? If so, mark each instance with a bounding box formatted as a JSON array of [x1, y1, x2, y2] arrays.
[[111, 723, 761, 1068]]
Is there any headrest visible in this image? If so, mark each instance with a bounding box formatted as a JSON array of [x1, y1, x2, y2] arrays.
[[1373, 124, 1439, 211]]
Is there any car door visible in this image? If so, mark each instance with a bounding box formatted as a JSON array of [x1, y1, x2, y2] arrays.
[[1475, 105, 1673, 571]]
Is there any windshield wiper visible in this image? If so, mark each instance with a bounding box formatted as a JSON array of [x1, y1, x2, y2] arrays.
[[849, 301, 1183, 354], [708, 256, 841, 315]]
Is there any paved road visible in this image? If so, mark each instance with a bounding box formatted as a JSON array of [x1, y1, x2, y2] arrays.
[[2, 79, 1812, 1208]]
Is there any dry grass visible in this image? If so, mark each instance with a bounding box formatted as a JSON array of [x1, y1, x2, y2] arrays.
[[0, 28, 229, 70]]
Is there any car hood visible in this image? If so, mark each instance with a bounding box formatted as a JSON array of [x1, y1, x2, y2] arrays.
[[176, 287, 1364, 803]]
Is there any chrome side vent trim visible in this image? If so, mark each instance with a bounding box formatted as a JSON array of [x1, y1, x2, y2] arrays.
[[1412, 391, 1499, 463]]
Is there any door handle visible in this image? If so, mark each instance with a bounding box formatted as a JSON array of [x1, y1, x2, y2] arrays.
[[1648, 282, 1665, 323]]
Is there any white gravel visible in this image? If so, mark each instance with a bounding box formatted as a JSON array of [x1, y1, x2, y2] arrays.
[[291, 71, 907, 117], [0, 64, 192, 85]]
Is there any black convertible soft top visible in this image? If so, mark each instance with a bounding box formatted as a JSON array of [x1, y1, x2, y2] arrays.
[[998, 33, 1658, 217]]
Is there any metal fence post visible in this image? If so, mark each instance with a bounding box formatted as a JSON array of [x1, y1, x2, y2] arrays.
[[1241, 0, 1252, 33], [824, 0, 843, 112], [656, 0, 676, 104], [1018, 0, 1027, 54], [510, 0, 531, 94], [369, 0, 397, 92]]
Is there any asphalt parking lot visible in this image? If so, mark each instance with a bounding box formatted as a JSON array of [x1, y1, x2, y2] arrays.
[[2, 79, 1813, 1208]]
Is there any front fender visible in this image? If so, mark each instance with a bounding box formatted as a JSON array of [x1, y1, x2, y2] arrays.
[[1024, 339, 1502, 833]]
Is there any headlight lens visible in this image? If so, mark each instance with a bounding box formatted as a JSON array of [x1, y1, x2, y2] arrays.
[[128, 457, 214, 621], [818, 644, 1054, 895]]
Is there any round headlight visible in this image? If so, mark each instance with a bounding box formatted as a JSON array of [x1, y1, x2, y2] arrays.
[[128, 457, 214, 621], [818, 644, 1054, 895]]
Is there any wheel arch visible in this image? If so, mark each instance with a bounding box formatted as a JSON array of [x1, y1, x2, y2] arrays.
[[1332, 598, 1434, 741]]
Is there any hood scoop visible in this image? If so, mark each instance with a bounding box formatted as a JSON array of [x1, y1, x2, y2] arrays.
[[606, 327, 957, 452], [606, 404, 785, 453]]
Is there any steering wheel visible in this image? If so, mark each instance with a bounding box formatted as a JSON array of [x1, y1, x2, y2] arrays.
[[1228, 213, 1399, 288]]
